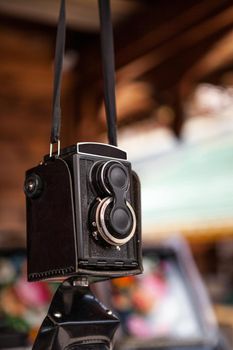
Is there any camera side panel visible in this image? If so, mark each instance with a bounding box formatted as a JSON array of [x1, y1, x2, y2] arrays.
[[26, 158, 77, 281], [131, 170, 143, 273]]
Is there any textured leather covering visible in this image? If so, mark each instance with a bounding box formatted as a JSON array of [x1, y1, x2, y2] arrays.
[[26, 158, 76, 281]]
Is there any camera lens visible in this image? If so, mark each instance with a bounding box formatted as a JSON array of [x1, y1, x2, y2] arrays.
[[108, 164, 128, 189], [93, 198, 136, 246], [103, 162, 129, 194], [91, 160, 129, 195], [90, 160, 135, 245], [110, 207, 132, 236]]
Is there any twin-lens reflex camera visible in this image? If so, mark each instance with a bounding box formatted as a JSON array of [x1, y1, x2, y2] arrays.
[[24, 142, 142, 282]]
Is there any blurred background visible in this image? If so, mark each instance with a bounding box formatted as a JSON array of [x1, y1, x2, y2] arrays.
[[0, 0, 233, 348]]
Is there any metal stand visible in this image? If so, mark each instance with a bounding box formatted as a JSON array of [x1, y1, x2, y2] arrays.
[[32, 277, 119, 350]]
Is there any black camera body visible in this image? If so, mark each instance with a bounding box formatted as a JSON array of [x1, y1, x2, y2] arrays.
[[25, 142, 142, 282]]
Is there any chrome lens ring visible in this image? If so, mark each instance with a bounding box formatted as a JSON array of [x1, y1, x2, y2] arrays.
[[95, 197, 136, 246], [100, 160, 129, 195]]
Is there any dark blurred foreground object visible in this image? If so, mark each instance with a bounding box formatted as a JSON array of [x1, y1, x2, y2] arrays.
[[0, 324, 28, 349], [32, 278, 119, 350], [98, 238, 231, 350]]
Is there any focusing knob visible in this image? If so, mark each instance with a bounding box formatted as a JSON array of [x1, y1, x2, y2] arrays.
[[24, 174, 43, 199]]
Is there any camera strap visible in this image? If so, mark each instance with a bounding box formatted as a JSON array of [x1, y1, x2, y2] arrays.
[[50, 0, 117, 156], [50, 0, 65, 155], [98, 0, 117, 147]]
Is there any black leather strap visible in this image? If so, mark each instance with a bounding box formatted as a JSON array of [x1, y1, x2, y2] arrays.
[[50, 0, 66, 144], [98, 0, 117, 146], [50, 0, 118, 147]]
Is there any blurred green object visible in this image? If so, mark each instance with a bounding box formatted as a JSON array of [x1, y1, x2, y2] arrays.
[[3, 314, 29, 333]]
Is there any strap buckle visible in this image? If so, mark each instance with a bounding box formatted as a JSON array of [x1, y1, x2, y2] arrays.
[[49, 140, 61, 158]]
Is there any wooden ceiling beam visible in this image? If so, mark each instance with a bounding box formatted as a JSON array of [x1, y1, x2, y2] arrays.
[[115, 0, 232, 68], [0, 0, 142, 32], [180, 29, 233, 94], [117, 4, 233, 83], [79, 0, 233, 89]]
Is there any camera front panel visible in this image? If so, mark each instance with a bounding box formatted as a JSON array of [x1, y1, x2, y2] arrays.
[[73, 150, 142, 276]]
